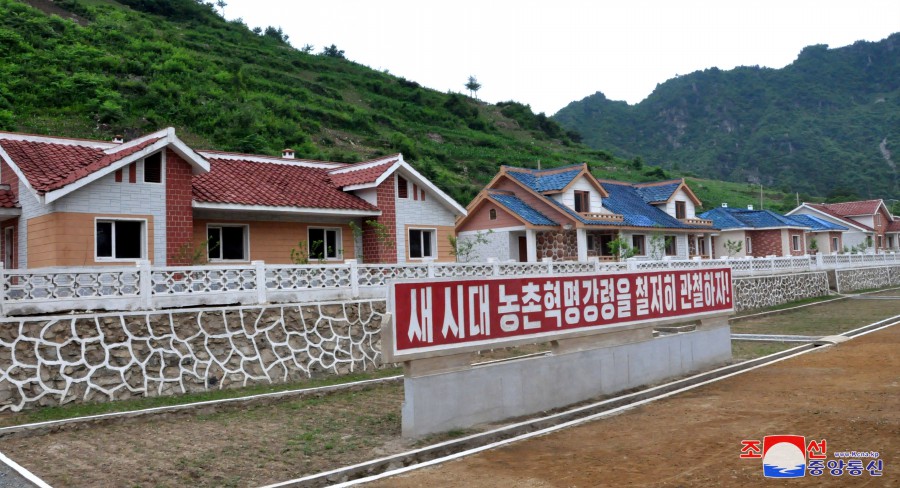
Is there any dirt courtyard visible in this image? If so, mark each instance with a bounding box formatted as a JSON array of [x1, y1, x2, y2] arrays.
[[372, 322, 900, 487]]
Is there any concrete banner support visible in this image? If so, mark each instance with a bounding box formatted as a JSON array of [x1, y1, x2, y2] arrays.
[[386, 268, 735, 438]]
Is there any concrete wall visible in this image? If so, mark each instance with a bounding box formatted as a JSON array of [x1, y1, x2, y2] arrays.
[[457, 227, 520, 262], [402, 321, 731, 437], [731, 271, 830, 311], [0, 300, 385, 412], [835, 265, 900, 293]]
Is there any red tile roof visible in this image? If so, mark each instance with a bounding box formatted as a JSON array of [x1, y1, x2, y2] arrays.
[[0, 188, 18, 208], [328, 160, 396, 187], [887, 219, 900, 232], [806, 203, 873, 231], [0, 138, 161, 193], [811, 200, 882, 217], [193, 158, 379, 211]]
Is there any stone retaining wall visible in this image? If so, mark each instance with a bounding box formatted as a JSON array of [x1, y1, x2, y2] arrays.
[[731, 272, 830, 312], [0, 266, 892, 411], [0, 301, 385, 412], [835, 265, 900, 293]]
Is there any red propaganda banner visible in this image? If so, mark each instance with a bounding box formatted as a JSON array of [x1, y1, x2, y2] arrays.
[[388, 268, 733, 360]]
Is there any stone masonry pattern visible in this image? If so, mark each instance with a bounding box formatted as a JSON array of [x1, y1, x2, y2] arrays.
[[731, 272, 830, 312], [0, 300, 385, 411], [835, 265, 900, 293]]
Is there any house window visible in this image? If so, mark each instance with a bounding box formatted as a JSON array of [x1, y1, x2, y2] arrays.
[[665, 235, 677, 256], [746, 237, 753, 254], [207, 225, 248, 261], [792, 235, 801, 252], [832, 237, 839, 252], [97, 220, 145, 260], [587, 236, 595, 251], [308, 228, 341, 260], [877, 235, 883, 248], [698, 237, 707, 256], [143, 152, 163, 183], [632, 235, 646, 255], [675, 201, 686, 219], [489, 208, 497, 220], [3, 226, 14, 269], [409, 228, 435, 259], [574, 191, 590, 213], [397, 176, 408, 199], [889, 236, 895, 249]]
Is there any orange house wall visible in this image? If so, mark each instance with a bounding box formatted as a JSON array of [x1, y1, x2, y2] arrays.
[[458, 202, 522, 232], [193, 220, 356, 264], [493, 178, 570, 224], [26, 212, 155, 267]]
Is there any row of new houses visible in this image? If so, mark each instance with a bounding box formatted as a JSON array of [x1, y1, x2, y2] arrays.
[[0, 128, 897, 268]]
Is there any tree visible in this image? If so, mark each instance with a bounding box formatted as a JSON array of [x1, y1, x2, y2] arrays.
[[321, 44, 345, 59], [607, 235, 636, 261], [465, 76, 481, 99], [449, 230, 493, 262], [215, 0, 226, 15], [723, 239, 743, 258], [300, 44, 314, 54], [263, 26, 289, 44]]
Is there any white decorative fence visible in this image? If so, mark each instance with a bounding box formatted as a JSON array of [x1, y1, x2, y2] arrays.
[[1, 252, 899, 316]]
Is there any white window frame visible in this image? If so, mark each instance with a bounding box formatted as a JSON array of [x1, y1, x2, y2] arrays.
[[307, 227, 342, 261], [792, 234, 801, 252], [408, 227, 437, 260], [832, 237, 839, 252], [142, 150, 165, 185], [207, 224, 250, 262], [664, 235, 677, 256], [745, 236, 752, 255], [95, 218, 148, 262]]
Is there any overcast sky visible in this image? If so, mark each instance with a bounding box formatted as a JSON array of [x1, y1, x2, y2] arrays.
[[225, 0, 899, 115]]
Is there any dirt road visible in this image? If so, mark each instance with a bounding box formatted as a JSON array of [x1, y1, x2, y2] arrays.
[[371, 324, 900, 487]]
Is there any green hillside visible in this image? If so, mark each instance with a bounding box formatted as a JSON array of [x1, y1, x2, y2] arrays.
[[0, 0, 794, 210], [554, 34, 900, 201]]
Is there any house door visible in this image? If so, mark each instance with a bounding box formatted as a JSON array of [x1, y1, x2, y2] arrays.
[[518, 236, 527, 262], [3, 227, 13, 269]]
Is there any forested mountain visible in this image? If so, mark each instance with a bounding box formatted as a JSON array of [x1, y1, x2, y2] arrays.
[[554, 35, 900, 201], [0, 0, 794, 210]]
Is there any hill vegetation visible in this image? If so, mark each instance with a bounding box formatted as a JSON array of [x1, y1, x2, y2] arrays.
[[1, 0, 795, 210], [554, 34, 900, 201]]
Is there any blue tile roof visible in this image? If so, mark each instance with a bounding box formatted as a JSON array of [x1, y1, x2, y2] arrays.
[[602, 183, 703, 229], [635, 182, 681, 203], [786, 214, 848, 231], [506, 166, 583, 193], [489, 192, 557, 226], [700, 207, 811, 230]]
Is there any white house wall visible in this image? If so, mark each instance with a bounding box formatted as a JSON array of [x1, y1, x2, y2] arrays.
[[713, 230, 749, 258], [394, 172, 458, 263], [556, 177, 604, 212], [663, 188, 696, 219], [456, 227, 519, 262], [790, 208, 868, 250], [17, 157, 168, 266]]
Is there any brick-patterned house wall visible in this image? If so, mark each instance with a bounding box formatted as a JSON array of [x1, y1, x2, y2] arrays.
[[166, 149, 195, 266], [362, 176, 397, 263], [747, 229, 783, 257], [0, 159, 19, 268]]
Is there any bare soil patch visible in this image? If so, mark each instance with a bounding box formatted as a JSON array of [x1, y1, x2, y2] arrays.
[[3, 296, 896, 487], [372, 323, 900, 487]]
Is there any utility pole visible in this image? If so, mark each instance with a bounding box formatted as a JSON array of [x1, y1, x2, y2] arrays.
[[759, 184, 763, 210]]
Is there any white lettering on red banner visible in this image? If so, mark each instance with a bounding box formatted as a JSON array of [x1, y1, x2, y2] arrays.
[[391, 268, 732, 355]]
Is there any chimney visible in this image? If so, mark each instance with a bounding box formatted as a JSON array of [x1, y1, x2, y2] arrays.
[[747, 204, 754, 210], [112, 135, 124, 144], [721, 203, 728, 208], [282, 148, 295, 159]]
